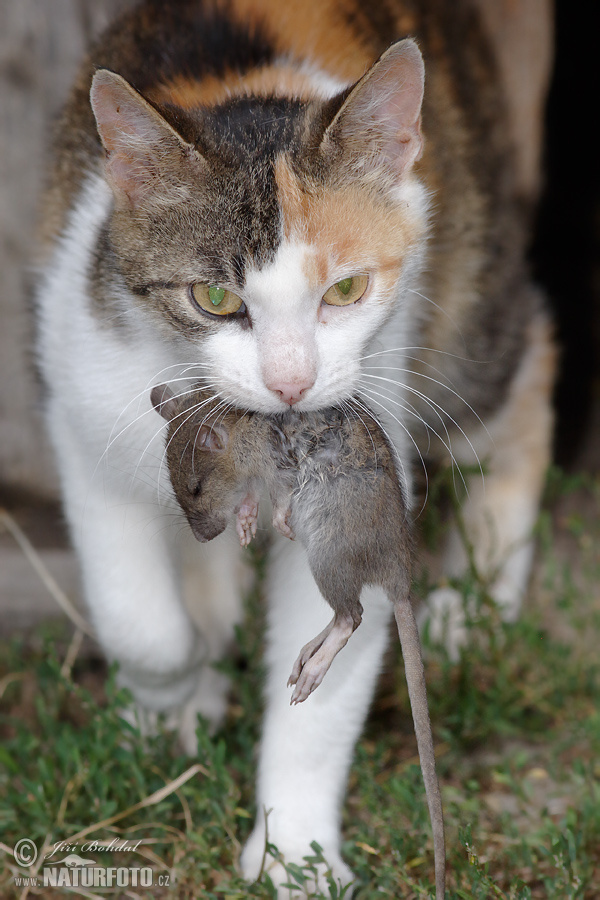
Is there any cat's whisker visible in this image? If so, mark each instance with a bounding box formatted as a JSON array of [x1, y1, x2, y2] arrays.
[[160, 395, 231, 481], [406, 288, 466, 344], [102, 376, 218, 473], [189, 397, 237, 479], [352, 390, 429, 515], [351, 392, 421, 512], [361, 364, 491, 440], [103, 364, 216, 459], [339, 397, 379, 465], [123, 393, 211, 502], [364, 354, 459, 390], [361, 372, 485, 492], [362, 382, 435, 456], [358, 380, 469, 498], [361, 374, 458, 463], [156, 395, 230, 502], [93, 393, 206, 509], [360, 344, 492, 367]]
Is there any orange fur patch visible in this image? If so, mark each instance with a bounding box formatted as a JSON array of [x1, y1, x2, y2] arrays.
[[147, 0, 378, 111], [149, 64, 334, 109], [224, 0, 373, 82], [274, 155, 424, 297]]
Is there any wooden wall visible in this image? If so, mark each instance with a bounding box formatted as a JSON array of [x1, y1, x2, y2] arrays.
[[0, 0, 134, 501]]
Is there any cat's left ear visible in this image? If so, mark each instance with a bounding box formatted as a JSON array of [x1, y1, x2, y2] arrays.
[[322, 39, 425, 182]]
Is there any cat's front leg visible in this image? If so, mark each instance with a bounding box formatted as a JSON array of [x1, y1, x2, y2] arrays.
[[58, 454, 207, 721], [240, 535, 391, 898]]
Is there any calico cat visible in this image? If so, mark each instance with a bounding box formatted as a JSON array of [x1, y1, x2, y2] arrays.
[[34, 0, 555, 894]]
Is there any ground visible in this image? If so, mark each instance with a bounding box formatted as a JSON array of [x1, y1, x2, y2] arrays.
[[1, 450, 599, 898]]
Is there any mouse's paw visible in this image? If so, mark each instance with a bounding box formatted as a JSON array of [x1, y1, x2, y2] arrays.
[[272, 505, 295, 541], [287, 633, 326, 688], [236, 495, 259, 546], [289, 656, 330, 704]]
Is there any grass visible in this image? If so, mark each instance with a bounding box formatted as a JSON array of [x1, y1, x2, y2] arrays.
[[1, 466, 599, 898]]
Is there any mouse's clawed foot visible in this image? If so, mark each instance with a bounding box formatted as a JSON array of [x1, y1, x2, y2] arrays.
[[235, 494, 259, 546], [288, 614, 357, 704], [272, 504, 295, 541], [289, 654, 330, 704], [288, 627, 332, 689]]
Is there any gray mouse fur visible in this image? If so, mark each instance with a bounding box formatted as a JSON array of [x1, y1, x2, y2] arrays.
[[151, 383, 445, 899]]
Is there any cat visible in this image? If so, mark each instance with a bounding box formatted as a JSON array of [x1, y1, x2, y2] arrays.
[[34, 0, 556, 894]]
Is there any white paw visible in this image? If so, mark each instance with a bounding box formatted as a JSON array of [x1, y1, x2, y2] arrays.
[[419, 586, 467, 661], [119, 664, 231, 755], [240, 829, 354, 898], [174, 665, 232, 754]]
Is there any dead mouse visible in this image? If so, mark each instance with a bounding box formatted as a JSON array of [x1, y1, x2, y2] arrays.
[[151, 383, 445, 899]]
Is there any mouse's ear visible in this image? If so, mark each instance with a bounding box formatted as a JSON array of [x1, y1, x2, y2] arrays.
[[197, 422, 229, 452], [151, 384, 179, 421]]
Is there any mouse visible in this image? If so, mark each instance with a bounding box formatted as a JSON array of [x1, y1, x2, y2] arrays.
[[151, 383, 445, 899]]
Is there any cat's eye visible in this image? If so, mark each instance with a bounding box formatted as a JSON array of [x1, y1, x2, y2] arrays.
[[190, 283, 244, 317], [322, 274, 369, 307]]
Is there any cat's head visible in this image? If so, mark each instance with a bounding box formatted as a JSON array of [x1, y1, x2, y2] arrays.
[[90, 39, 429, 413]]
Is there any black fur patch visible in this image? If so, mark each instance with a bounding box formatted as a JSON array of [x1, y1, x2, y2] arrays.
[[147, 95, 315, 273], [95, 0, 276, 96]]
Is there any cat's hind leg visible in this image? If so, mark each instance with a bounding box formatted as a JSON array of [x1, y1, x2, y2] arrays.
[[422, 309, 556, 655]]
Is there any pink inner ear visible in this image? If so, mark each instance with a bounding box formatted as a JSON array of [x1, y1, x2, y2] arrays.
[[197, 423, 228, 452], [325, 38, 425, 179], [90, 72, 161, 205], [90, 69, 205, 207]]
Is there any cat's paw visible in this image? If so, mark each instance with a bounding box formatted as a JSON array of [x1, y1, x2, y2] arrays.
[[419, 585, 467, 661], [119, 665, 231, 755], [240, 831, 354, 899], [175, 665, 231, 754]]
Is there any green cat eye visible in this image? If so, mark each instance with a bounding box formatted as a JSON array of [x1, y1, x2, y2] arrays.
[[191, 283, 244, 317], [208, 285, 225, 306], [322, 274, 369, 307]]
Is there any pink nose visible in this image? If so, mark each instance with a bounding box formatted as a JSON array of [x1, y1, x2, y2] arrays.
[[268, 379, 314, 406]]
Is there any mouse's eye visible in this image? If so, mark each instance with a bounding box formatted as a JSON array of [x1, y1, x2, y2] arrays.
[[190, 283, 245, 317], [189, 480, 202, 498], [322, 274, 369, 307]]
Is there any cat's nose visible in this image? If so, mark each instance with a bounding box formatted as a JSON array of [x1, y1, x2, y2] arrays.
[[267, 379, 314, 406]]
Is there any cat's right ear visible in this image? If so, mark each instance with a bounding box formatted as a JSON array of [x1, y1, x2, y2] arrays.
[[151, 384, 179, 422], [90, 69, 207, 208], [321, 39, 425, 185]]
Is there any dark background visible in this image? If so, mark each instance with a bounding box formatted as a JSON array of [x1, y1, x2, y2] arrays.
[[532, 0, 599, 467]]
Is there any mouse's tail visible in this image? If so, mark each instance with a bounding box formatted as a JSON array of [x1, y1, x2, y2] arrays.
[[394, 595, 446, 900]]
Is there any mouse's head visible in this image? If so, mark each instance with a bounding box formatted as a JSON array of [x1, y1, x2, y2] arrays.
[[151, 384, 239, 542]]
